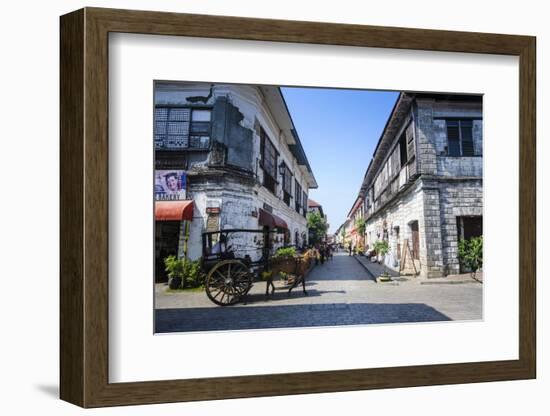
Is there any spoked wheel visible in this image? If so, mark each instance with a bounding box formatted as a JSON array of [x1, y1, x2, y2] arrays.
[[205, 260, 253, 306]]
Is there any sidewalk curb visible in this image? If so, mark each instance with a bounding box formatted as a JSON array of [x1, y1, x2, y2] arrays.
[[420, 280, 482, 285], [353, 256, 383, 282]]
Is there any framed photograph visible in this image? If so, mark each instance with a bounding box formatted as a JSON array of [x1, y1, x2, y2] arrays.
[[60, 7, 536, 408]]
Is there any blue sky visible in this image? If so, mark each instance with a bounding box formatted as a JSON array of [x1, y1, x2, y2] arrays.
[[281, 87, 399, 234]]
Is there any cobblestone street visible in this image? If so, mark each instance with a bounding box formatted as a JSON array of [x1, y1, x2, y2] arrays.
[[155, 252, 482, 333]]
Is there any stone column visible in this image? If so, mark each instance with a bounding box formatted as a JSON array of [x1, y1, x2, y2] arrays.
[[415, 99, 438, 176], [420, 183, 444, 278]]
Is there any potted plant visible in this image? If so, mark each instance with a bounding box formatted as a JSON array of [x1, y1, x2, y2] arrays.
[[457, 236, 483, 282], [164, 256, 206, 290], [373, 240, 391, 282], [164, 255, 185, 289], [271, 246, 297, 271]]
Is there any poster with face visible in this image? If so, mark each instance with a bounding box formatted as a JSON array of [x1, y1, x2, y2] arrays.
[[155, 170, 187, 201]]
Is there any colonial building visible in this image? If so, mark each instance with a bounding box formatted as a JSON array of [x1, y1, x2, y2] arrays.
[[307, 199, 325, 218], [347, 196, 366, 250], [337, 218, 352, 247], [154, 82, 317, 280], [347, 92, 483, 278]]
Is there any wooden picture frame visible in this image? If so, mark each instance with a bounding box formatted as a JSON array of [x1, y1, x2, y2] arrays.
[[60, 7, 536, 408]]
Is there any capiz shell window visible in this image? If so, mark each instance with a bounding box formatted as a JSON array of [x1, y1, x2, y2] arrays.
[[154, 107, 211, 149]]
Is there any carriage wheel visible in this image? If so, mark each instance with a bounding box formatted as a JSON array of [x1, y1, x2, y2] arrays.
[[205, 260, 253, 306]]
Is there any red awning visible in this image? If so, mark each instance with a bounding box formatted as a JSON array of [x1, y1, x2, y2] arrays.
[[155, 200, 194, 221], [258, 208, 288, 230]]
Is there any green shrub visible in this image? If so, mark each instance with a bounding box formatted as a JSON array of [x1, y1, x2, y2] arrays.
[[164, 255, 185, 280], [183, 259, 205, 288], [355, 218, 366, 235], [164, 256, 205, 289], [373, 240, 389, 256], [274, 246, 297, 258], [457, 236, 483, 279]]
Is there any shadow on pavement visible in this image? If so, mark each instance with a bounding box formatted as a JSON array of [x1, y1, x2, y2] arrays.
[[155, 302, 451, 333], [242, 289, 347, 304]]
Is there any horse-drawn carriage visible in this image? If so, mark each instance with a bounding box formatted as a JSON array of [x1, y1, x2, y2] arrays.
[[201, 228, 313, 306]]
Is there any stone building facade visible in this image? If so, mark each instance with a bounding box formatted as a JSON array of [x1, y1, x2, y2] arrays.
[[351, 93, 483, 278], [154, 82, 317, 280], [346, 197, 365, 250]]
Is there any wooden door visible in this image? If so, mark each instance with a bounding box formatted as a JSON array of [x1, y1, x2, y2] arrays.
[[410, 221, 420, 260]]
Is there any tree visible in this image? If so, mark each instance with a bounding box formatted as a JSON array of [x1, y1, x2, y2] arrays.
[[307, 211, 328, 246], [355, 218, 366, 235], [457, 236, 483, 282], [373, 240, 391, 279]]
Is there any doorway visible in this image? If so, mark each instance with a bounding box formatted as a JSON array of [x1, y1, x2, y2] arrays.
[[409, 220, 420, 260], [155, 221, 181, 282], [457, 216, 483, 240], [456, 216, 482, 273]]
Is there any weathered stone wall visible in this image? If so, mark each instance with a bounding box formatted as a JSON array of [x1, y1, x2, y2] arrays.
[[415, 99, 438, 176], [362, 96, 483, 278], [438, 179, 483, 274], [183, 176, 309, 262], [156, 83, 311, 261], [432, 118, 482, 177], [364, 180, 424, 273], [211, 96, 254, 171], [364, 177, 475, 278], [411, 98, 483, 276], [415, 98, 483, 178], [421, 181, 444, 278]]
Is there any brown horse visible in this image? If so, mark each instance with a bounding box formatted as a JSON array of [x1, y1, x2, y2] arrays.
[[264, 249, 315, 296]]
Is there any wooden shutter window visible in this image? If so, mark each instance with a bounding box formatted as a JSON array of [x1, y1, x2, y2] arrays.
[[446, 121, 461, 156], [295, 180, 302, 212], [260, 128, 265, 165], [406, 121, 416, 162], [446, 119, 475, 156], [260, 128, 278, 194], [399, 132, 408, 166], [460, 120, 474, 156], [405, 121, 417, 177]]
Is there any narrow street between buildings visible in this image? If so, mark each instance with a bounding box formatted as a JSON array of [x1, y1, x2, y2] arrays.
[[155, 251, 482, 333]]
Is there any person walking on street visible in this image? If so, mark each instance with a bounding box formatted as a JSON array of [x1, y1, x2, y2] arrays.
[[348, 243, 352, 256], [327, 244, 333, 260]]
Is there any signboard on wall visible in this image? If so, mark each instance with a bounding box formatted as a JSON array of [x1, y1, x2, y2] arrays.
[[155, 170, 187, 201]]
